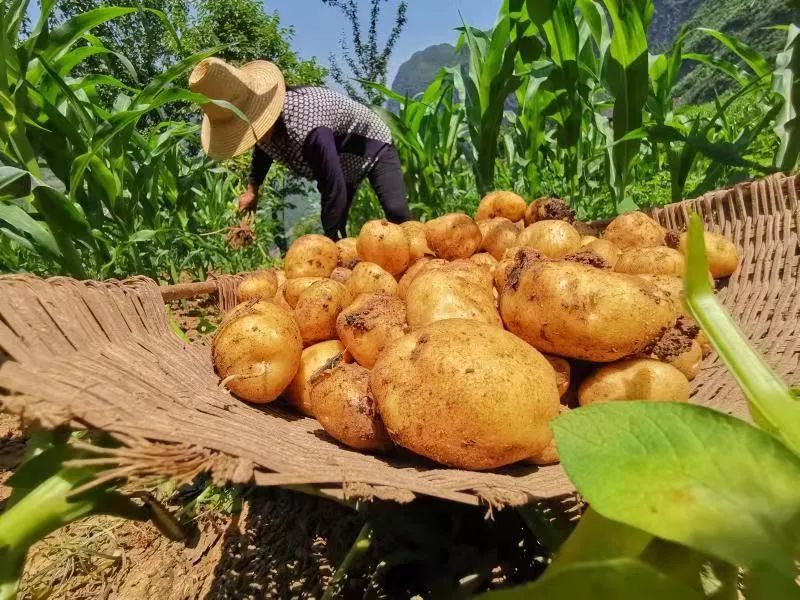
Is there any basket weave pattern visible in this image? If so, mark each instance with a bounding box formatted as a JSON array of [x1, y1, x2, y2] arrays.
[[1, 174, 798, 507]]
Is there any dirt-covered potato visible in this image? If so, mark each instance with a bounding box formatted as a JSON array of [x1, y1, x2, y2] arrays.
[[425, 214, 482, 260], [213, 302, 302, 404], [665, 339, 703, 381], [400, 221, 432, 262], [494, 247, 542, 291], [524, 196, 576, 226], [346, 262, 399, 299], [544, 355, 571, 398], [284, 234, 338, 279], [284, 277, 326, 309], [425, 259, 495, 293], [518, 220, 582, 258], [582, 239, 622, 269], [603, 212, 667, 251], [476, 191, 527, 222], [500, 259, 677, 362], [336, 293, 409, 368], [397, 258, 442, 300], [677, 231, 740, 279], [371, 320, 560, 470], [357, 220, 411, 276], [406, 265, 501, 329], [578, 359, 690, 406], [330, 267, 353, 284], [336, 238, 360, 269], [470, 252, 498, 273], [637, 275, 689, 319], [615, 247, 686, 277], [286, 340, 352, 416], [237, 270, 278, 303], [294, 279, 350, 346], [310, 363, 393, 452], [478, 217, 520, 260]]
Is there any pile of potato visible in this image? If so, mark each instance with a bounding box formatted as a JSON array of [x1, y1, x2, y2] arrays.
[[212, 191, 740, 471]]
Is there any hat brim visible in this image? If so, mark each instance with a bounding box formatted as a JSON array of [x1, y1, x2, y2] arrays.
[[200, 61, 286, 160]]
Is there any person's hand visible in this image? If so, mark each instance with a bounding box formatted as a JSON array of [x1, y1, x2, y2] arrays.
[[238, 185, 259, 213]]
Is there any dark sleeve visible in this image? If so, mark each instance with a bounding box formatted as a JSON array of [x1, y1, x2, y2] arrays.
[[302, 127, 348, 240], [248, 145, 273, 187]]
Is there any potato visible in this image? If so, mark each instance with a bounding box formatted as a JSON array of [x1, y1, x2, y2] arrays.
[[544, 355, 571, 398], [406, 266, 501, 329], [346, 262, 398, 299], [284, 234, 338, 279], [579, 359, 690, 406], [286, 340, 352, 416], [677, 231, 740, 279], [275, 270, 287, 289], [336, 238, 360, 269], [397, 258, 443, 300], [273, 284, 293, 311], [581, 235, 599, 246], [425, 214, 482, 260], [400, 221, 432, 262], [470, 252, 498, 273], [525, 196, 576, 225], [311, 363, 393, 452], [500, 260, 677, 362], [213, 302, 302, 404], [284, 277, 326, 308], [238, 270, 278, 303], [294, 279, 349, 346], [518, 220, 582, 258], [494, 247, 542, 291], [476, 191, 527, 222], [336, 293, 409, 368], [424, 259, 495, 294], [371, 320, 560, 470], [478, 217, 520, 260], [528, 405, 571, 466], [666, 339, 703, 381], [582, 239, 622, 269], [357, 220, 411, 276], [330, 267, 352, 284], [637, 275, 689, 319], [603, 212, 666, 251], [615, 247, 686, 277]]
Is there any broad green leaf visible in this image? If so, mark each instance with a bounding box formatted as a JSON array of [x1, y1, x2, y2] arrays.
[[685, 214, 800, 454], [480, 558, 705, 599], [0, 202, 61, 257], [773, 25, 800, 171], [697, 28, 772, 80], [554, 402, 800, 573], [129, 229, 157, 243], [42, 7, 137, 60]]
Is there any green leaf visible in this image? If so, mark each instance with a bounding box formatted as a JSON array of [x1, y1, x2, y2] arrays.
[[773, 25, 800, 171], [685, 214, 800, 455], [129, 229, 157, 243], [479, 558, 705, 599], [41, 7, 138, 60], [554, 402, 800, 573], [697, 28, 772, 80], [0, 202, 61, 257]]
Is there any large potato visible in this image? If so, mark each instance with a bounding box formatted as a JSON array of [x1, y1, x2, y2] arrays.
[[494, 247, 542, 291], [500, 260, 677, 362], [213, 302, 302, 404], [478, 217, 520, 260], [582, 239, 622, 269], [371, 320, 560, 470], [283, 277, 326, 308], [237, 270, 278, 303], [470, 252, 498, 273], [284, 234, 338, 279], [311, 363, 393, 453], [677, 230, 740, 279], [346, 262, 398, 299], [330, 267, 352, 284], [286, 340, 352, 416], [336, 293, 409, 368], [525, 197, 576, 225], [336, 238, 360, 269], [426, 214, 482, 260], [476, 191, 527, 222], [528, 405, 571, 466], [357, 220, 411, 276], [294, 279, 350, 346], [397, 258, 443, 300], [615, 247, 686, 277], [400, 221, 433, 262], [424, 259, 494, 294], [579, 359, 690, 406], [518, 220, 582, 258], [603, 212, 666, 251], [406, 266, 501, 329]]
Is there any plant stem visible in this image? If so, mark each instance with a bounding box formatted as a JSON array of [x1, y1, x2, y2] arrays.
[[322, 522, 373, 600]]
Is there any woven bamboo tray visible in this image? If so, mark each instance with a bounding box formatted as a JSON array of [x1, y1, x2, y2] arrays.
[[1, 174, 798, 507]]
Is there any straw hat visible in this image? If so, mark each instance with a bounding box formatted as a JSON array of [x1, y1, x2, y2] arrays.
[[189, 58, 286, 160]]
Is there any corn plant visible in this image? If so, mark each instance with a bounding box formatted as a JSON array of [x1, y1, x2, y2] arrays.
[[484, 215, 800, 598]]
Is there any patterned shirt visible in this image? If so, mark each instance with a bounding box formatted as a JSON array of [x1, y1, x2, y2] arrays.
[[249, 86, 393, 186]]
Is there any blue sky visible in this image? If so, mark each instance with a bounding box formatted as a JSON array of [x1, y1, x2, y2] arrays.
[[266, 0, 500, 86]]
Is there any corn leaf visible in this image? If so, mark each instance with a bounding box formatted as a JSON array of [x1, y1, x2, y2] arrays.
[[773, 25, 800, 171]]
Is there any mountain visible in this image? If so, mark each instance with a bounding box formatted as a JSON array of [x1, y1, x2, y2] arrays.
[[390, 0, 799, 104]]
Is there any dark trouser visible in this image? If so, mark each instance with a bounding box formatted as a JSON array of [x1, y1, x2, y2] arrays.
[[346, 146, 412, 233]]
